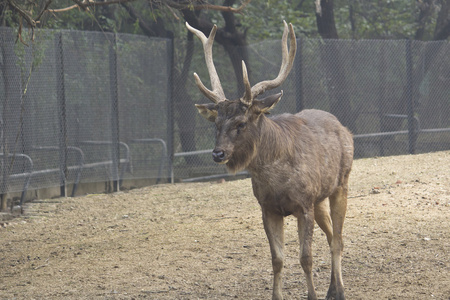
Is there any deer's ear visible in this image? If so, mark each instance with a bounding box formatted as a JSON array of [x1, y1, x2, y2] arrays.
[[195, 103, 218, 122], [253, 92, 283, 114]]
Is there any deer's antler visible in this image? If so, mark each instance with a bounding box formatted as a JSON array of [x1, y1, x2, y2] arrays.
[[186, 22, 226, 104], [241, 21, 297, 106]]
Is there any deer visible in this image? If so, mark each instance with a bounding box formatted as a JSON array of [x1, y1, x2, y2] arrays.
[[186, 21, 354, 300]]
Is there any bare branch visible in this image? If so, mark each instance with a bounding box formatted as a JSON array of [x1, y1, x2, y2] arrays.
[[188, 0, 250, 13], [73, 0, 137, 9], [164, 0, 251, 13], [4, 0, 251, 45], [49, 0, 250, 13], [71, 0, 89, 11], [45, 0, 137, 14], [47, 4, 78, 13], [7, 0, 36, 27], [35, 0, 52, 21]]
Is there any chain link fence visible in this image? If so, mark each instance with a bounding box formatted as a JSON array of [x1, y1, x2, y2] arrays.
[[173, 37, 450, 180], [0, 28, 172, 206], [1, 27, 449, 205]]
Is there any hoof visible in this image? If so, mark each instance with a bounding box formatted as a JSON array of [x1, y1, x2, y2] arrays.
[[326, 288, 345, 300]]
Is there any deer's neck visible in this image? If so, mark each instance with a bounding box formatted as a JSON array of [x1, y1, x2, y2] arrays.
[[247, 114, 302, 172]]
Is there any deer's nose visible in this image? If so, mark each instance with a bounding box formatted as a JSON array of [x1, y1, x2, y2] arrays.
[[212, 149, 226, 163]]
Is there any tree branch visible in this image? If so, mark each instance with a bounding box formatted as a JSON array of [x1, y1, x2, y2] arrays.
[[164, 0, 250, 13], [7, 0, 252, 30], [47, 4, 78, 13], [73, 0, 136, 9], [7, 0, 36, 27], [121, 2, 155, 36], [71, 0, 250, 12], [35, 0, 52, 21]]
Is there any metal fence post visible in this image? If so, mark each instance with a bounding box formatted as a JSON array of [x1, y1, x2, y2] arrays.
[[377, 41, 387, 156], [56, 32, 68, 197], [295, 37, 304, 112], [406, 39, 416, 154], [167, 38, 175, 183], [109, 34, 120, 192]]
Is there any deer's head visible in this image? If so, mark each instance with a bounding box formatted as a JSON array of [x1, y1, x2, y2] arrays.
[[186, 21, 296, 172]]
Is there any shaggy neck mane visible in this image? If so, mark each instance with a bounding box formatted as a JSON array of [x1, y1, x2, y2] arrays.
[[250, 114, 303, 171], [225, 113, 304, 174], [260, 114, 297, 153]]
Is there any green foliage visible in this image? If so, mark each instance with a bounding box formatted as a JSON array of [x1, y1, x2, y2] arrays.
[[337, 0, 418, 39], [237, 0, 318, 42], [234, 0, 442, 41], [11, 30, 52, 97], [1, 0, 447, 42]]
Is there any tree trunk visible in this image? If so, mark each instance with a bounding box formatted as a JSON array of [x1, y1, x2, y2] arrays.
[[387, 0, 450, 133], [221, 0, 248, 96], [316, 0, 339, 39], [433, 0, 450, 41], [123, 4, 201, 164], [172, 35, 203, 165], [124, 2, 248, 164], [315, 0, 355, 130]]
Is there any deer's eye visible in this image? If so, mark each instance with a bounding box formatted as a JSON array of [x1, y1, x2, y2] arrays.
[[237, 122, 247, 134]]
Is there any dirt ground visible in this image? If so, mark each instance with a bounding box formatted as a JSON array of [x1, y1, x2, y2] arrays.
[[0, 151, 449, 300]]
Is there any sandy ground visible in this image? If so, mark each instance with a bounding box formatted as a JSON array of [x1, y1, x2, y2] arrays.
[[0, 151, 449, 300]]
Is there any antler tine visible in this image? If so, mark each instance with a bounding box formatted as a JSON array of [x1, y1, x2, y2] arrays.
[[245, 21, 297, 102], [186, 22, 226, 104], [241, 61, 252, 105]]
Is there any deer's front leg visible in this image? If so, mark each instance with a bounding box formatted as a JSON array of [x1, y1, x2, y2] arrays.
[[262, 208, 285, 300]]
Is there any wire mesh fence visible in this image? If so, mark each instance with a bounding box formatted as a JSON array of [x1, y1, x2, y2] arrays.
[[173, 37, 450, 180], [0, 28, 172, 204], [1, 27, 449, 203]]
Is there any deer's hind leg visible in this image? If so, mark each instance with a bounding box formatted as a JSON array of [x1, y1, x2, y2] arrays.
[[262, 208, 285, 300], [315, 200, 341, 294], [297, 206, 318, 300], [314, 200, 333, 246], [326, 185, 348, 300]]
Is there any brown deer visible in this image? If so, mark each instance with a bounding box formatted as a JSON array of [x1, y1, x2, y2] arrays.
[[186, 21, 354, 300]]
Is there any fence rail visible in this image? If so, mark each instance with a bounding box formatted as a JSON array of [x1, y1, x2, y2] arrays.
[[1, 27, 449, 206]]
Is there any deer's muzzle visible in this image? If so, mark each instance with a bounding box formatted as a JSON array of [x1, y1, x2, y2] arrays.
[[212, 148, 227, 164]]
